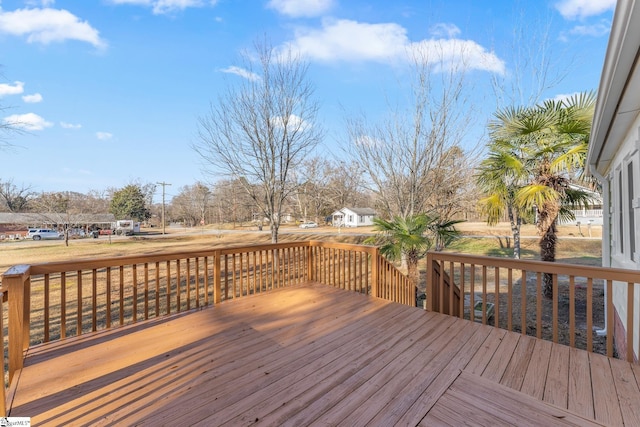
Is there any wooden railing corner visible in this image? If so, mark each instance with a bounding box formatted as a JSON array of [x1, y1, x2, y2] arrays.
[[1, 264, 31, 384]]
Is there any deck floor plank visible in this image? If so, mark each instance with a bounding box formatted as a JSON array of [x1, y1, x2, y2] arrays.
[[380, 322, 494, 427], [463, 326, 507, 375], [480, 330, 521, 383], [609, 356, 640, 426], [421, 371, 603, 427], [543, 343, 571, 408], [568, 347, 594, 420], [520, 338, 553, 399], [499, 334, 536, 390], [7, 283, 640, 426], [590, 352, 625, 425]]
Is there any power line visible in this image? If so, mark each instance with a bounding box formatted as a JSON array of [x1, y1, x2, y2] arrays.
[[156, 181, 172, 235]]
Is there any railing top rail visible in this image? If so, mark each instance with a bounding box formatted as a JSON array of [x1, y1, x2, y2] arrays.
[[309, 240, 377, 252], [428, 251, 640, 283], [5, 241, 378, 277]]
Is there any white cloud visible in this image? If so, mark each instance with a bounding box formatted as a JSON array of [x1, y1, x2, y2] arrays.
[[271, 114, 310, 131], [25, 0, 56, 6], [549, 92, 580, 104], [4, 112, 53, 131], [267, 0, 334, 18], [555, 0, 616, 20], [0, 81, 24, 96], [60, 121, 81, 129], [429, 23, 461, 38], [569, 22, 611, 37], [0, 7, 106, 48], [284, 19, 505, 74], [220, 66, 261, 81], [96, 131, 113, 140], [22, 92, 43, 103], [108, 0, 216, 15]]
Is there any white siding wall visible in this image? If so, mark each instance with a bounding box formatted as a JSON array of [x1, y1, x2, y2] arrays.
[[608, 111, 640, 357]]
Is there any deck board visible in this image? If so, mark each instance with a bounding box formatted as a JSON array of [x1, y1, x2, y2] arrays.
[[8, 283, 640, 426]]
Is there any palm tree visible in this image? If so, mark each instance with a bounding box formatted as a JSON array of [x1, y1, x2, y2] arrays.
[[477, 120, 533, 259], [365, 214, 461, 285], [487, 92, 595, 297]]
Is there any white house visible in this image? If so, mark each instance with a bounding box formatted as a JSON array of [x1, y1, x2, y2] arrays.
[[331, 208, 376, 227], [587, 0, 640, 361]]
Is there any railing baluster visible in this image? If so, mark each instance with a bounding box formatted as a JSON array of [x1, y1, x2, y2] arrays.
[[521, 270, 527, 336], [119, 266, 124, 325], [61, 271, 66, 339], [106, 267, 112, 328], [536, 272, 542, 339], [77, 270, 82, 336], [195, 257, 200, 307], [92, 269, 98, 332], [176, 259, 181, 310], [166, 261, 171, 314], [144, 262, 150, 319], [44, 274, 50, 343], [494, 266, 500, 328], [470, 265, 475, 323], [482, 265, 487, 325], [449, 261, 454, 315], [586, 277, 592, 351], [459, 263, 465, 319], [569, 276, 576, 348], [507, 268, 512, 331], [186, 258, 191, 309], [132, 264, 138, 322], [552, 274, 558, 343], [155, 262, 161, 315]]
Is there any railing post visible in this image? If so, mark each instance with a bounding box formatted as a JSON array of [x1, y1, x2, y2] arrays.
[[426, 252, 434, 311], [2, 265, 31, 383], [213, 250, 221, 304], [371, 247, 379, 298], [307, 242, 314, 282]]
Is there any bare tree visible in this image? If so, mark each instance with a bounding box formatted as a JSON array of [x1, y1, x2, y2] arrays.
[[0, 180, 34, 212], [324, 161, 371, 211], [346, 42, 477, 220], [171, 182, 213, 227], [194, 38, 323, 242]]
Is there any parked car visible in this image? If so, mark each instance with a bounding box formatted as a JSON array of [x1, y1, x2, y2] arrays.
[[299, 221, 318, 229], [26, 229, 62, 241]]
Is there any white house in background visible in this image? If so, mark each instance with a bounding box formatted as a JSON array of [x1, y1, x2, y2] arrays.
[[331, 208, 376, 227], [587, 0, 640, 361]]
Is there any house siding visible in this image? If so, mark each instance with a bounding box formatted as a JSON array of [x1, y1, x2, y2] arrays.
[[605, 111, 640, 360]]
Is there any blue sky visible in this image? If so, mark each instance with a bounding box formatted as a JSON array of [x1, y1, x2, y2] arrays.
[[0, 0, 615, 202]]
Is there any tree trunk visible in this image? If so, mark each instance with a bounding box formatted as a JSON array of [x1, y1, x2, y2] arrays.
[[407, 260, 419, 287], [540, 221, 557, 298], [270, 223, 279, 243], [508, 205, 521, 259]]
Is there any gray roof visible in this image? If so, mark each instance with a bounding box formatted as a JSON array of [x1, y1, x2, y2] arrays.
[[343, 207, 376, 215], [0, 212, 116, 224]]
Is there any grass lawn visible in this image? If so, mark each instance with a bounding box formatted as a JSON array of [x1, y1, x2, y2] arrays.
[[0, 221, 603, 274]]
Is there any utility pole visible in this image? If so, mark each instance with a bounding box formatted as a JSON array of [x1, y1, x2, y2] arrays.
[[156, 181, 171, 235]]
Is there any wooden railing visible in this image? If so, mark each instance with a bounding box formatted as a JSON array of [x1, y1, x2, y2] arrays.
[[0, 240, 414, 414], [426, 251, 640, 362]]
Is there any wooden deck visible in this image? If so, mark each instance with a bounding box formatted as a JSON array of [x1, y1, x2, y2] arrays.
[[8, 283, 640, 426]]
